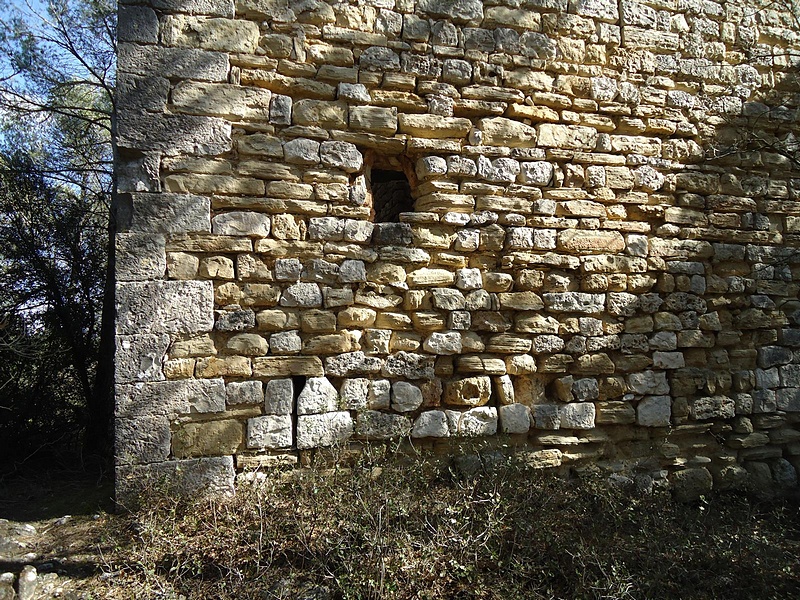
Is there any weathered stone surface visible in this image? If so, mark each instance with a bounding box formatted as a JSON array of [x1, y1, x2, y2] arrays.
[[226, 380, 262, 405], [383, 352, 435, 379], [444, 376, 491, 407], [356, 411, 412, 439], [118, 193, 210, 234], [297, 411, 354, 449], [537, 124, 598, 150], [174, 419, 243, 458], [326, 351, 383, 376], [116, 234, 166, 281], [499, 403, 531, 434], [457, 407, 498, 436], [417, 0, 484, 25], [247, 415, 292, 449], [116, 456, 235, 507], [296, 377, 340, 415], [478, 117, 537, 147], [412, 410, 450, 438], [560, 403, 596, 429], [252, 357, 324, 377], [543, 292, 605, 314], [116, 334, 170, 384], [671, 467, 713, 502], [392, 381, 424, 412], [117, 281, 214, 335], [637, 395, 671, 427], [690, 396, 735, 420]]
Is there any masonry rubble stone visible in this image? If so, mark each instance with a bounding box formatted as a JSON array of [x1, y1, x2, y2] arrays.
[[115, 0, 800, 500]]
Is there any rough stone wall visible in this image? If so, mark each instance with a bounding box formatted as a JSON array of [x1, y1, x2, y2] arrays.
[[115, 0, 800, 502]]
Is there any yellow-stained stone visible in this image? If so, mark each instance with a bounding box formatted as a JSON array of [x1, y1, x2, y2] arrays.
[[558, 230, 625, 254], [196, 355, 252, 378], [252, 356, 324, 377], [172, 419, 244, 459]]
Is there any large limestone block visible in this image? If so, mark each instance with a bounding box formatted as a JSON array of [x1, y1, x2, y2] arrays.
[[116, 280, 214, 335], [349, 106, 398, 135], [118, 43, 229, 81], [392, 381, 424, 412], [690, 396, 735, 420], [172, 82, 271, 120], [543, 292, 605, 314], [537, 124, 598, 150], [478, 117, 537, 147], [573, 0, 618, 22], [152, 0, 234, 17], [116, 378, 226, 419], [118, 193, 210, 235], [116, 456, 235, 509], [116, 233, 166, 281], [116, 415, 171, 465], [559, 403, 596, 429], [499, 404, 531, 434], [398, 114, 471, 138], [557, 230, 625, 254], [297, 411, 354, 449], [116, 112, 231, 154], [247, 415, 292, 449], [116, 334, 170, 384], [457, 407, 498, 437]]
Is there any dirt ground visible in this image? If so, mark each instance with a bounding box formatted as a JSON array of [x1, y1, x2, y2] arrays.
[[0, 464, 116, 599]]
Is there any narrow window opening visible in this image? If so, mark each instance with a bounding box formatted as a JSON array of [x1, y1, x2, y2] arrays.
[[371, 168, 414, 223]]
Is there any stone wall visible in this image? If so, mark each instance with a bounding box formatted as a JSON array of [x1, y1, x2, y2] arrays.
[[115, 0, 800, 502]]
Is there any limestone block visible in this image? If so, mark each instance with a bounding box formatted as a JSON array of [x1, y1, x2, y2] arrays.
[[293, 99, 348, 129], [283, 138, 321, 165], [412, 410, 450, 437], [423, 332, 462, 355], [359, 46, 400, 71], [117, 110, 232, 155], [489, 376, 513, 405], [455, 268, 482, 291], [690, 396, 735, 420], [398, 114, 471, 139], [478, 117, 537, 148], [252, 356, 324, 377], [537, 124, 598, 150], [653, 351, 685, 369], [407, 268, 455, 287], [543, 292, 605, 314], [320, 141, 363, 172], [559, 402, 596, 429], [499, 404, 531, 434], [356, 411, 412, 439], [628, 371, 670, 395], [637, 395, 671, 426], [117, 234, 166, 281], [670, 468, 713, 502], [389, 381, 423, 412], [477, 156, 520, 183], [217, 309, 255, 332], [116, 456, 235, 508], [116, 416, 171, 465], [269, 330, 302, 354], [270, 94, 292, 124], [776, 388, 800, 411], [247, 415, 292, 449], [296, 377, 339, 415], [257, 379, 290, 415], [212, 212, 271, 237], [117, 281, 214, 335], [174, 419, 243, 458], [383, 351, 435, 379], [444, 376, 491, 407], [520, 32, 557, 59], [118, 43, 229, 81], [171, 81, 271, 121], [325, 351, 383, 376], [116, 378, 226, 418], [226, 380, 263, 405], [297, 411, 354, 449], [118, 193, 210, 235], [280, 283, 322, 307], [558, 229, 625, 254], [458, 407, 498, 437], [595, 401, 635, 424], [338, 82, 370, 103], [349, 106, 398, 135], [117, 74, 169, 113], [532, 404, 560, 430], [151, 0, 234, 18], [417, 0, 484, 25], [118, 5, 159, 43], [195, 355, 251, 378], [116, 334, 170, 384]]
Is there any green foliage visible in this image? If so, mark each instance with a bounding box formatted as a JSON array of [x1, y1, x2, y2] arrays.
[[103, 453, 800, 600]]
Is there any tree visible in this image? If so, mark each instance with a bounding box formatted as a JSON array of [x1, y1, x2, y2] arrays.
[[0, 0, 116, 464]]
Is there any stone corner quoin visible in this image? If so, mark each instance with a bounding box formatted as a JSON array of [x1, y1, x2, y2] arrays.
[[113, 0, 800, 502]]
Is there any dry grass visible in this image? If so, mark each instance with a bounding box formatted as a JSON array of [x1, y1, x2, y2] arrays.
[[82, 449, 800, 600]]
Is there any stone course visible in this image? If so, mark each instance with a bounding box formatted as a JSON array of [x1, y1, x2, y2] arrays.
[[116, 0, 800, 502]]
